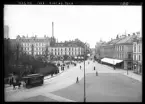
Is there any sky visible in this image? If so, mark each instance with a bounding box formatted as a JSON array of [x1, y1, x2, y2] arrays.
[[4, 5, 142, 48]]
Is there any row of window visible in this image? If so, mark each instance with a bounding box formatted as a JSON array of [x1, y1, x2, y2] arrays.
[[117, 53, 124, 59], [23, 47, 82, 51], [25, 51, 82, 56], [23, 48, 82, 52], [133, 54, 141, 61], [115, 45, 124, 51], [133, 44, 141, 53], [22, 43, 47, 47]]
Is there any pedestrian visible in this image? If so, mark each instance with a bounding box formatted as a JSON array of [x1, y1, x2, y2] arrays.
[[94, 66, 95, 70], [88, 62, 89, 64], [96, 71, 98, 76], [76, 77, 79, 83], [114, 66, 116, 70], [80, 66, 81, 70], [63, 66, 64, 71]]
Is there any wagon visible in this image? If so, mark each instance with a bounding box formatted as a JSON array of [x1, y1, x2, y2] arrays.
[[22, 73, 44, 88]]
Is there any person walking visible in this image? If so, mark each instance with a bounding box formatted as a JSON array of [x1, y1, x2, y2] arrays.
[[76, 77, 79, 83], [114, 65, 116, 70], [80, 66, 81, 70], [94, 66, 95, 70], [96, 70, 98, 76]]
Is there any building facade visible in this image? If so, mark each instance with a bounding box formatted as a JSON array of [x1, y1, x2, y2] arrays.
[[15, 35, 85, 60], [16, 35, 51, 56], [133, 37, 142, 74], [95, 32, 139, 70]]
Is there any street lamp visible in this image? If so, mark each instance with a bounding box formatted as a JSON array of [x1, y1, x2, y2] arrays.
[[127, 64, 128, 75], [84, 43, 86, 102]]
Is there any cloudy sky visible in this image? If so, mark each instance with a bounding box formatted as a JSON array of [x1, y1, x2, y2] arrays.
[[4, 5, 141, 48]]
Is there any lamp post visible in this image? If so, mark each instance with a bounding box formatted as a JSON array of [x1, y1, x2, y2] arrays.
[[84, 44, 86, 102], [127, 64, 128, 75]]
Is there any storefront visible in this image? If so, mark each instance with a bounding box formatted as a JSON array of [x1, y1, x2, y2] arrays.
[[133, 61, 142, 74]]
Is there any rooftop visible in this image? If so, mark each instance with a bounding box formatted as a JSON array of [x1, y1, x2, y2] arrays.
[[116, 35, 137, 44]]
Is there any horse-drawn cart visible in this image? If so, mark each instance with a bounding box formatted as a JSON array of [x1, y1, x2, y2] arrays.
[[22, 74, 44, 88]]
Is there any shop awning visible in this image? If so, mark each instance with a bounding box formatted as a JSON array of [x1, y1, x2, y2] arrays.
[[101, 58, 123, 65]]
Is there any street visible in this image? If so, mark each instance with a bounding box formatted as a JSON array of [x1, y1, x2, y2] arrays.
[[5, 60, 142, 102]]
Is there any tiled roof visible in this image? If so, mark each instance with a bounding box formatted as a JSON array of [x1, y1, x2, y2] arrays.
[[20, 38, 50, 42], [116, 35, 136, 44]]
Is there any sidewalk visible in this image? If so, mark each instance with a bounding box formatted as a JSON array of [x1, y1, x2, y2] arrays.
[[98, 62, 142, 82]]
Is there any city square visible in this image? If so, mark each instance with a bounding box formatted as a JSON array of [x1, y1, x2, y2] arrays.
[[4, 5, 142, 102]]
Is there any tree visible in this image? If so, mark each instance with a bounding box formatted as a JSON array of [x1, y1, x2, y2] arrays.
[[63, 55, 69, 60]]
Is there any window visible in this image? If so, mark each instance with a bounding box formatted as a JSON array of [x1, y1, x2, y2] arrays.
[[139, 45, 140, 52], [134, 55, 136, 60], [128, 53, 131, 59], [134, 44, 136, 52], [122, 46, 124, 51], [139, 55, 141, 61]]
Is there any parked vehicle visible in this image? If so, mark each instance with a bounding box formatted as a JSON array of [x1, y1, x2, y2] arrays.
[[22, 73, 44, 88]]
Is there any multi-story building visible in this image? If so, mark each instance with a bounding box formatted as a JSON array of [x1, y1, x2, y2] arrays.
[[133, 37, 142, 74], [95, 40, 106, 60], [95, 32, 139, 70], [49, 42, 84, 57], [15, 35, 85, 60], [115, 34, 137, 70], [16, 35, 51, 56]]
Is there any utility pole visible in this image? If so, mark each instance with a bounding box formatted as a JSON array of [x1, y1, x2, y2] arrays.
[[84, 44, 86, 102], [125, 30, 128, 75]]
